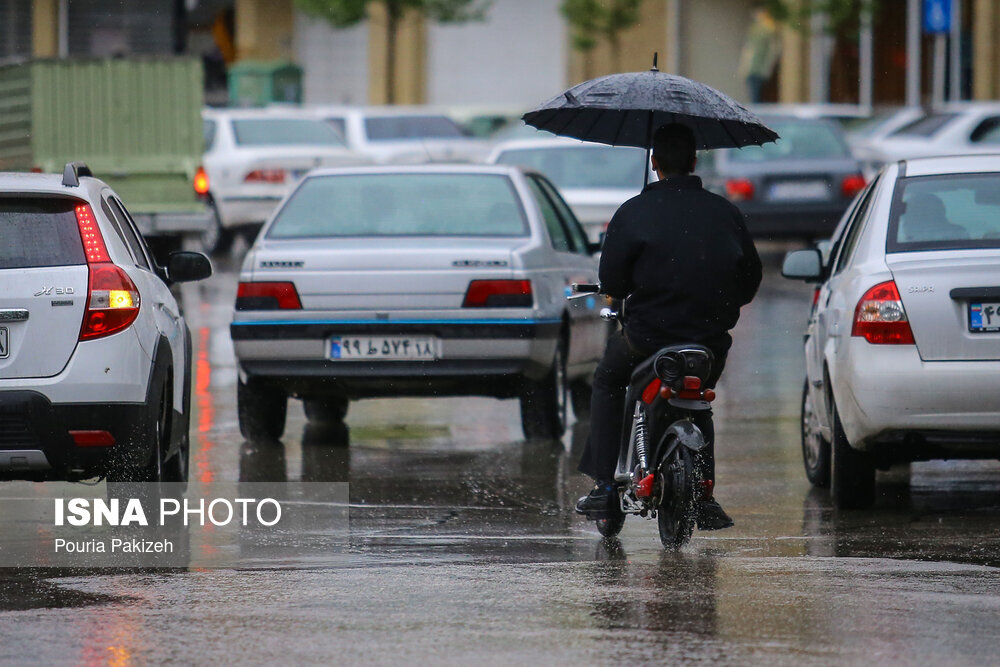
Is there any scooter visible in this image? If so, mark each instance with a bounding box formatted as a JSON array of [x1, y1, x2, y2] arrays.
[[571, 284, 716, 549]]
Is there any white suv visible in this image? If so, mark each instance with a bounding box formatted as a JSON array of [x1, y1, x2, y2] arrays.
[[0, 163, 211, 483]]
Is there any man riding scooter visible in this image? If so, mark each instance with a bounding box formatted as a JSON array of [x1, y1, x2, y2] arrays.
[[576, 123, 762, 530]]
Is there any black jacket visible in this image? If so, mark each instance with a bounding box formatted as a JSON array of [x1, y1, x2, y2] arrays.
[[599, 174, 762, 353]]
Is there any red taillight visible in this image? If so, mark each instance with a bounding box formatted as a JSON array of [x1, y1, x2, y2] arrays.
[[194, 166, 210, 196], [462, 280, 532, 308], [70, 430, 115, 447], [80, 264, 141, 341], [852, 280, 915, 345], [725, 178, 755, 201], [75, 204, 110, 263], [841, 173, 866, 198], [641, 378, 662, 404], [812, 287, 821, 307], [236, 282, 302, 310], [244, 169, 286, 184], [683, 376, 701, 390]]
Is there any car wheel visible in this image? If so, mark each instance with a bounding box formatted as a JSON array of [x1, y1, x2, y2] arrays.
[[238, 377, 287, 441], [303, 396, 349, 424], [200, 199, 234, 256], [801, 379, 831, 487], [830, 397, 876, 509], [108, 376, 171, 483], [519, 338, 568, 440], [570, 379, 592, 419]]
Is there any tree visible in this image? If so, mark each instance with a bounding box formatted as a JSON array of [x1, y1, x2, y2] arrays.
[[761, 0, 879, 34], [561, 0, 645, 77], [295, 0, 491, 103]]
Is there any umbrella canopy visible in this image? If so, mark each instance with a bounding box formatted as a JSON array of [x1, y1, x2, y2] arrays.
[[522, 68, 778, 151]]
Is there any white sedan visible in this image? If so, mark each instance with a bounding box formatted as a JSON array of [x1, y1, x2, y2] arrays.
[[783, 154, 1000, 509], [201, 108, 371, 254]]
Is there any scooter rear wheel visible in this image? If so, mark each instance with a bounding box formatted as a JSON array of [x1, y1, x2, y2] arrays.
[[657, 447, 697, 549]]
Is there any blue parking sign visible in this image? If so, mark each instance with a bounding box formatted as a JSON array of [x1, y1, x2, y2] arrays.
[[923, 0, 951, 34]]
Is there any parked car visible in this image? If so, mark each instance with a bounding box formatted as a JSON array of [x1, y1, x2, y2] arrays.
[[230, 165, 606, 442], [852, 102, 1000, 177], [0, 163, 212, 483], [844, 106, 924, 152], [750, 103, 872, 127], [782, 154, 1000, 509], [698, 115, 866, 239], [488, 138, 651, 242], [200, 108, 371, 254], [309, 105, 491, 164]]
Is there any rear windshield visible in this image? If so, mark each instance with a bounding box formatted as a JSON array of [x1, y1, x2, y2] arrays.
[[889, 113, 958, 138], [268, 173, 528, 238], [0, 198, 86, 269], [494, 145, 646, 190], [232, 118, 345, 146], [888, 174, 1000, 253], [727, 118, 850, 162], [364, 116, 467, 141]]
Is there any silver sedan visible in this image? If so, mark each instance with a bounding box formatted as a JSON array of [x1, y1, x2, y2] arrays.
[[230, 165, 607, 441]]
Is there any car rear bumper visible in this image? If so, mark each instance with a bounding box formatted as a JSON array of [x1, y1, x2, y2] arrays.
[[835, 342, 1000, 457], [216, 195, 283, 228], [740, 201, 851, 238], [0, 390, 151, 481]]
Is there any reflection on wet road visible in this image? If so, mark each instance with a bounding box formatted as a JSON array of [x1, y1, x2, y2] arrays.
[[2, 247, 999, 664]]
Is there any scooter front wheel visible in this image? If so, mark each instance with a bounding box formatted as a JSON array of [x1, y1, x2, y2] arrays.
[[595, 505, 625, 538], [657, 447, 697, 549]]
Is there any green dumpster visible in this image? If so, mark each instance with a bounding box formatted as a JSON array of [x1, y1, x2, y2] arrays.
[[228, 61, 303, 107]]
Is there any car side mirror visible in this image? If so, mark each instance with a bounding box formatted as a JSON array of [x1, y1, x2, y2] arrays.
[[781, 248, 823, 282], [167, 251, 213, 283]]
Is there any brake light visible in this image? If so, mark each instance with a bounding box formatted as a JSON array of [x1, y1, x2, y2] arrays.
[[75, 204, 109, 263], [244, 169, 286, 184], [841, 173, 866, 198], [725, 179, 754, 201], [236, 282, 302, 310], [194, 166, 210, 196], [462, 280, 532, 308], [852, 280, 915, 345], [75, 203, 141, 341]]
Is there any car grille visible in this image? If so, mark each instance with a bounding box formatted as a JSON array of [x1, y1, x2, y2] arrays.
[[0, 413, 37, 448]]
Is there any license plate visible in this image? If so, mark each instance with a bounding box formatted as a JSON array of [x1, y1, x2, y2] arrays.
[[768, 180, 830, 201], [328, 336, 438, 360], [969, 303, 1000, 333], [0, 327, 7, 359]]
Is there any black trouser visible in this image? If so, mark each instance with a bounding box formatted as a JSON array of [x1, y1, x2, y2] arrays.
[[578, 330, 727, 485]]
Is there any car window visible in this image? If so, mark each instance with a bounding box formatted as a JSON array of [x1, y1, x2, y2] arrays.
[[889, 113, 958, 138], [268, 173, 528, 238], [969, 116, 1000, 143], [324, 116, 347, 140], [363, 115, 467, 141], [887, 173, 1000, 253], [533, 175, 590, 253], [232, 118, 345, 146], [727, 118, 850, 162], [525, 177, 571, 252], [833, 175, 880, 274], [0, 198, 85, 269], [203, 119, 217, 151], [494, 145, 647, 189], [106, 197, 152, 270]]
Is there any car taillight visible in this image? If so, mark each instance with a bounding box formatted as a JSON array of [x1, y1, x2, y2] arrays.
[[75, 204, 141, 341], [244, 169, 286, 184], [841, 173, 866, 198], [462, 280, 532, 308], [725, 178, 755, 201], [194, 166, 210, 196], [851, 280, 915, 345], [236, 282, 302, 310]]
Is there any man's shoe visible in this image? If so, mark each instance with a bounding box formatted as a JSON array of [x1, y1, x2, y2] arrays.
[[575, 483, 614, 516], [696, 498, 734, 530]]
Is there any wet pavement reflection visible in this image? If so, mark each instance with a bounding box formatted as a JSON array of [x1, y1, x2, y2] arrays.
[[2, 247, 999, 664]]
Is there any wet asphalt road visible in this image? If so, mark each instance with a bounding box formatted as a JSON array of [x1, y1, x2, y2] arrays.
[[3, 246, 1000, 665]]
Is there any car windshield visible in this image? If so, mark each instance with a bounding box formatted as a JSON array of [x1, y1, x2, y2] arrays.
[[727, 118, 850, 162], [494, 145, 646, 189], [888, 174, 1000, 252], [232, 118, 345, 146], [364, 115, 467, 141], [889, 113, 958, 138], [0, 198, 86, 269], [268, 173, 528, 238]]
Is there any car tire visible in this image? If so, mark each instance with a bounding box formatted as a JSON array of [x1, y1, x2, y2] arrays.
[[830, 397, 876, 509], [200, 199, 235, 256], [303, 396, 349, 424], [519, 338, 568, 441], [107, 375, 171, 484], [801, 379, 831, 488], [238, 377, 287, 441], [570, 379, 592, 419]]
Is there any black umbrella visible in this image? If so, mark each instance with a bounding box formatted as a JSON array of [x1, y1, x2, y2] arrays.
[[522, 55, 778, 184]]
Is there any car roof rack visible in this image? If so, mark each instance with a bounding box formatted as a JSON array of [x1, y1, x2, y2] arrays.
[[62, 161, 93, 187]]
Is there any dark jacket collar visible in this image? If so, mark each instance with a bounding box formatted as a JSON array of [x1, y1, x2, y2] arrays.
[[642, 174, 703, 193]]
